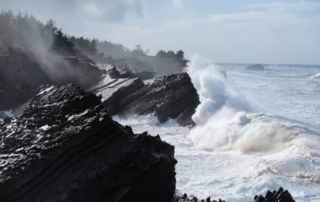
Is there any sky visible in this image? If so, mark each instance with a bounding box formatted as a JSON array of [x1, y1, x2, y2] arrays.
[[1, 0, 319, 64]]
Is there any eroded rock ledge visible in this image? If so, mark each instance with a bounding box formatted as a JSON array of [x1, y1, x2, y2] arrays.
[[0, 84, 176, 202], [89, 70, 200, 126]]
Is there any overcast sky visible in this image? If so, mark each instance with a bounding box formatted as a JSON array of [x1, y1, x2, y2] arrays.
[[1, 0, 319, 64]]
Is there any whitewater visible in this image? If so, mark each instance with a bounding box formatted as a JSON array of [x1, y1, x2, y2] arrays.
[[114, 55, 320, 201]]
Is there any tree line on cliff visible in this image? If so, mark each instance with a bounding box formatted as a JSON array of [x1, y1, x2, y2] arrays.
[[0, 10, 185, 60], [0, 10, 188, 76]]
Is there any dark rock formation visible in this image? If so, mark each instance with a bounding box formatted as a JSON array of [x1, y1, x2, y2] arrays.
[[107, 65, 132, 79], [246, 64, 265, 71], [175, 193, 225, 202], [254, 187, 295, 202], [0, 84, 176, 202], [106, 64, 155, 81], [175, 187, 295, 202], [131, 68, 156, 81], [88, 72, 200, 126]]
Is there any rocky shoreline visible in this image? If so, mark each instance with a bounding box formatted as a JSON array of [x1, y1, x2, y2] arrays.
[[174, 187, 295, 202], [0, 56, 297, 201], [0, 84, 176, 201]]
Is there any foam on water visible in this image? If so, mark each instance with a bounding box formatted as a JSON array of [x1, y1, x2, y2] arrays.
[[310, 73, 320, 79], [0, 109, 14, 121], [114, 56, 320, 201]]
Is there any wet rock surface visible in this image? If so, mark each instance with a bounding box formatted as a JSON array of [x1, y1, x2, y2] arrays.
[[175, 187, 295, 202], [106, 64, 155, 81], [254, 187, 295, 202], [175, 193, 226, 202], [89, 71, 200, 126], [0, 84, 176, 202]]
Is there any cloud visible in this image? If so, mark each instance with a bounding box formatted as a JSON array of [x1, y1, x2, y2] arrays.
[[90, 1, 320, 64], [82, 0, 145, 22], [172, 0, 183, 9], [84, 3, 102, 18], [246, 1, 320, 12]]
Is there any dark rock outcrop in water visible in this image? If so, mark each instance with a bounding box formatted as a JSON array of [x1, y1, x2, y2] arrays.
[[175, 187, 295, 202], [254, 187, 295, 202], [0, 84, 176, 202], [88, 72, 200, 126], [246, 64, 265, 71], [175, 193, 225, 202]]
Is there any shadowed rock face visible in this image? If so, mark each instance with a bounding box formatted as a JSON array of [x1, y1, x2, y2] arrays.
[[0, 84, 176, 202], [89, 72, 200, 126]]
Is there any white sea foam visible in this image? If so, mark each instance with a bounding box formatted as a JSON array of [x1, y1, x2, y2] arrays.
[[115, 57, 320, 201], [187, 56, 305, 155], [310, 73, 320, 79], [0, 109, 14, 121]]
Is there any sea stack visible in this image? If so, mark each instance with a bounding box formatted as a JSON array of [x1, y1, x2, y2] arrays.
[[246, 64, 265, 70]]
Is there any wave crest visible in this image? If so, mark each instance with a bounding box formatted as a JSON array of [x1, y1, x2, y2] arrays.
[[310, 73, 320, 79], [186, 55, 309, 155]]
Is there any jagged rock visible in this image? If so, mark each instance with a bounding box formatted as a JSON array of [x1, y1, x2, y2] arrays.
[[106, 64, 155, 81], [254, 187, 295, 202], [107, 65, 132, 79], [89, 72, 200, 126], [175, 187, 295, 202], [175, 193, 225, 202], [246, 64, 265, 70], [131, 68, 156, 81], [0, 84, 176, 202]]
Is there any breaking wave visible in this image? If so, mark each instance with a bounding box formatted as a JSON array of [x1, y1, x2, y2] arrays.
[[186, 55, 320, 155], [310, 73, 320, 79]]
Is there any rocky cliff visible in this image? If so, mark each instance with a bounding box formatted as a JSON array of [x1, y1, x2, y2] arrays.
[[88, 68, 200, 126], [0, 84, 176, 202]]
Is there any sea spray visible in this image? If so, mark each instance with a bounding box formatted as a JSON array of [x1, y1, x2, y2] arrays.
[[114, 58, 320, 201], [310, 72, 320, 79], [186, 55, 316, 155]]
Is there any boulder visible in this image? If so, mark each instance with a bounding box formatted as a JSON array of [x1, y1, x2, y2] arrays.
[[0, 84, 176, 202], [246, 64, 265, 71]]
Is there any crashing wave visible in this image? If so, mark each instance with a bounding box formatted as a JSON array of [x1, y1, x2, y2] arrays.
[[186, 55, 320, 156], [310, 73, 320, 79]]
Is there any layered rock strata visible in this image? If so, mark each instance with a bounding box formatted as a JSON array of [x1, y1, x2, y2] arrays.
[[0, 84, 176, 202], [88, 72, 200, 126]]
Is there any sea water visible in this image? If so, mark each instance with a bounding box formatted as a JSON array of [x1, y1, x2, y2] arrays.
[[115, 55, 320, 201]]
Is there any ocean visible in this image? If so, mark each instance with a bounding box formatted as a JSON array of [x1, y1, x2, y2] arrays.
[[114, 55, 320, 201]]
